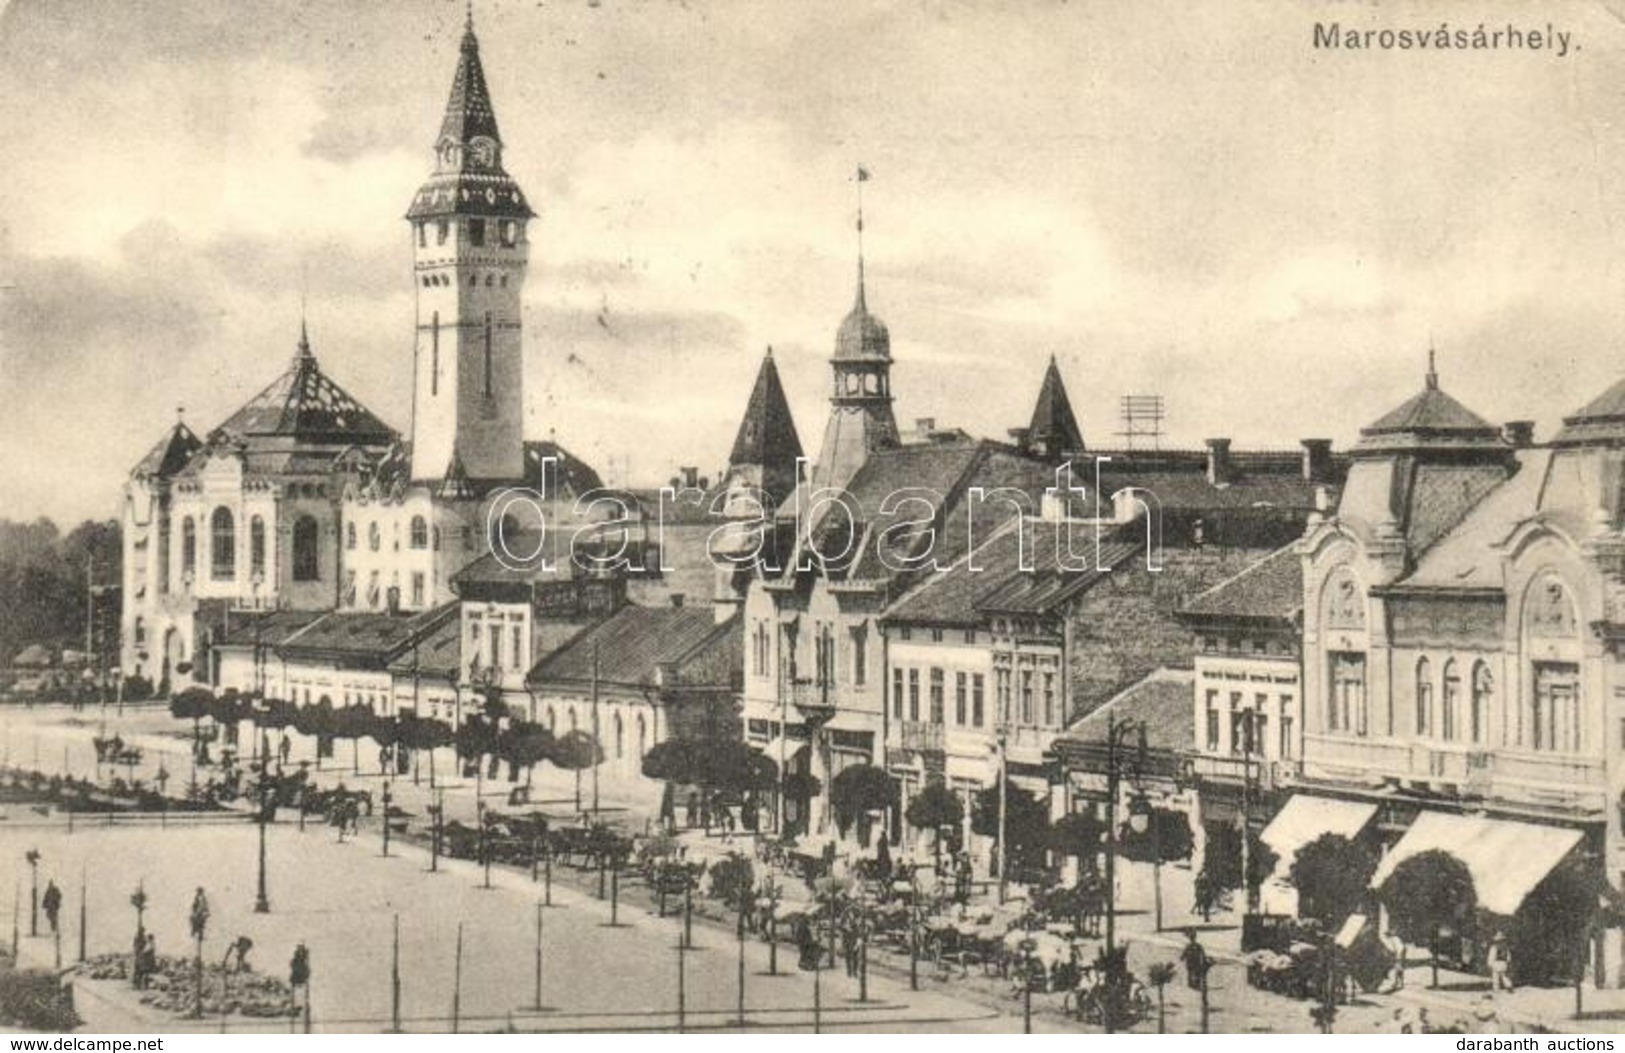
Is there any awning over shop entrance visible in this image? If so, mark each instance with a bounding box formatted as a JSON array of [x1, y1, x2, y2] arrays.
[[1260, 794, 1379, 867], [1368, 811, 1583, 917], [758, 736, 808, 771]]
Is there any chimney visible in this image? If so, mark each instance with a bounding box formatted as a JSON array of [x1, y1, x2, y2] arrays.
[[1300, 438, 1333, 483], [698, 476, 710, 491], [680, 466, 699, 489], [670, 593, 685, 609], [1502, 421, 1535, 448], [1204, 438, 1232, 486], [1007, 426, 1031, 450]]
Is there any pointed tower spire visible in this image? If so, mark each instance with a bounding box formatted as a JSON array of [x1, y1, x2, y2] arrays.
[[730, 346, 804, 477], [854, 165, 870, 311], [1425, 338, 1439, 391], [1024, 354, 1085, 458], [296, 317, 312, 361]]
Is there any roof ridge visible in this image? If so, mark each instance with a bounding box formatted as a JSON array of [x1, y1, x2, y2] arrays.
[[1185, 543, 1298, 606]]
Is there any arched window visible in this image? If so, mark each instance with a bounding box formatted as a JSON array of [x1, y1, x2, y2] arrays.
[[1471, 662, 1492, 745], [210, 508, 235, 580], [1415, 658, 1433, 737], [568, 708, 578, 732], [1523, 575, 1581, 752], [181, 517, 197, 580], [250, 516, 266, 578], [292, 516, 320, 581], [431, 526, 441, 551], [368, 521, 381, 552], [345, 522, 357, 550], [614, 713, 624, 760], [546, 706, 556, 732], [637, 715, 647, 760], [410, 516, 429, 550], [133, 616, 146, 646], [1441, 660, 1460, 742]]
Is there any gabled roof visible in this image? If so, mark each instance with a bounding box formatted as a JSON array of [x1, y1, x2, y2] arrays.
[[1179, 544, 1302, 623], [880, 516, 1139, 627], [131, 421, 202, 479], [217, 609, 327, 649], [528, 605, 739, 689], [1025, 356, 1084, 456], [1059, 668, 1194, 754], [212, 327, 396, 446], [729, 350, 803, 471], [385, 616, 461, 679], [276, 603, 457, 665]]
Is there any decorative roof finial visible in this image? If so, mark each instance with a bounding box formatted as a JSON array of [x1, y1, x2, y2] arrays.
[[297, 276, 313, 361], [765, 344, 774, 361], [1426, 336, 1438, 391], [854, 165, 870, 310], [465, 0, 474, 33], [176, 405, 186, 424]]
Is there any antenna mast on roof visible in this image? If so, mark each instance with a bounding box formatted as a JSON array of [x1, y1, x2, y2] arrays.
[[1117, 394, 1165, 451]]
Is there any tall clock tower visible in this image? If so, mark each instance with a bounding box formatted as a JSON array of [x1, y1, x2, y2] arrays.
[[406, 11, 532, 485]]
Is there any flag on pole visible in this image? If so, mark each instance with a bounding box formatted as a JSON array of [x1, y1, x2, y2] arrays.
[[856, 166, 871, 182]]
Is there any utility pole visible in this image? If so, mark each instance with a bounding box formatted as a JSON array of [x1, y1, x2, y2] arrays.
[[996, 731, 1008, 904], [77, 867, 87, 964], [451, 922, 463, 1034], [389, 913, 401, 1033]]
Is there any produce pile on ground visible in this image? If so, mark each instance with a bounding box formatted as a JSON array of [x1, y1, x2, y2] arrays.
[[82, 953, 297, 1018]]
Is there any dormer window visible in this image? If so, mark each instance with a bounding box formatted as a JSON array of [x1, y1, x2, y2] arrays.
[[500, 221, 518, 247]]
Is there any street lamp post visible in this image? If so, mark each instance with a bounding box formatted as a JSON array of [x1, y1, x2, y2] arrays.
[[255, 763, 271, 913], [25, 850, 39, 938], [381, 781, 393, 858], [1104, 717, 1146, 956]]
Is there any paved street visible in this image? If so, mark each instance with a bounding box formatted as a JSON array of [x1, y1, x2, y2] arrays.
[[2, 702, 1617, 1034]]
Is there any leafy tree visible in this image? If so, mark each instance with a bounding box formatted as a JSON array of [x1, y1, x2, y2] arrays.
[[906, 781, 964, 867], [1289, 832, 1379, 929], [1050, 812, 1107, 871], [1510, 863, 1598, 988], [973, 780, 1051, 875], [1379, 849, 1476, 988], [1198, 821, 1277, 910], [641, 739, 698, 784], [170, 687, 214, 758], [499, 722, 555, 788], [830, 764, 894, 836], [1117, 808, 1195, 865], [551, 729, 603, 811]]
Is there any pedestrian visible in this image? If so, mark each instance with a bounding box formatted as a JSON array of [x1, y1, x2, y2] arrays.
[[796, 915, 821, 972], [841, 912, 859, 977], [141, 933, 157, 988], [1385, 930, 1407, 992], [279, 734, 292, 768], [41, 880, 61, 935], [378, 745, 390, 776], [189, 888, 210, 941], [1488, 931, 1514, 992], [685, 791, 698, 829], [1181, 929, 1208, 991]]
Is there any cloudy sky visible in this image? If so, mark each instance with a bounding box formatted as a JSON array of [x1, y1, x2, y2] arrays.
[[4, 0, 1625, 523]]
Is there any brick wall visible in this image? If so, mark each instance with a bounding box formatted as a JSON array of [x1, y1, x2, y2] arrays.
[[1066, 545, 1281, 723]]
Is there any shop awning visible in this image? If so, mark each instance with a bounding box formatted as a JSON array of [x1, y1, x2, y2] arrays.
[[1260, 794, 1379, 867], [1368, 811, 1583, 917]]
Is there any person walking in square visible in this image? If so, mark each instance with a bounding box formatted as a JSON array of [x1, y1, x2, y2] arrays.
[[1181, 929, 1209, 991], [41, 880, 61, 935], [1488, 931, 1514, 992]]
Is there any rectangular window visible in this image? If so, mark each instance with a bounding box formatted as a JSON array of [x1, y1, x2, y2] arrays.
[[1532, 661, 1581, 753], [511, 626, 522, 671], [995, 669, 1010, 725], [929, 668, 945, 724], [1042, 672, 1056, 727], [850, 626, 867, 686], [908, 669, 920, 722], [467, 218, 486, 246], [490, 624, 502, 671], [1281, 712, 1294, 759], [1020, 670, 1034, 725], [955, 672, 968, 726], [1328, 652, 1367, 736], [436, 220, 449, 245], [964, 630, 977, 645], [411, 572, 425, 608], [893, 668, 904, 721], [1230, 692, 1246, 755], [930, 628, 944, 643], [1204, 690, 1220, 751], [972, 674, 986, 728], [899, 626, 912, 642]]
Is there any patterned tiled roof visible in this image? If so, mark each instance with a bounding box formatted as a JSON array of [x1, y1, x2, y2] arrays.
[[1058, 668, 1194, 754], [131, 422, 202, 479], [212, 327, 396, 446], [1355, 361, 1501, 455], [1554, 376, 1625, 447], [1024, 356, 1084, 457], [217, 609, 327, 649], [276, 603, 457, 664]]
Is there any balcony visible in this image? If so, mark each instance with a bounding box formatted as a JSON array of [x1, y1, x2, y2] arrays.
[[787, 679, 838, 725], [898, 721, 945, 754]]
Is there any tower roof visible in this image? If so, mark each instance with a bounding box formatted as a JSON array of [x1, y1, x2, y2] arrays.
[[1025, 355, 1084, 456], [439, 14, 501, 147], [1553, 375, 1625, 447], [213, 326, 397, 446], [1355, 351, 1501, 455], [834, 264, 891, 361], [131, 419, 202, 479], [406, 13, 532, 221], [729, 349, 804, 470]]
